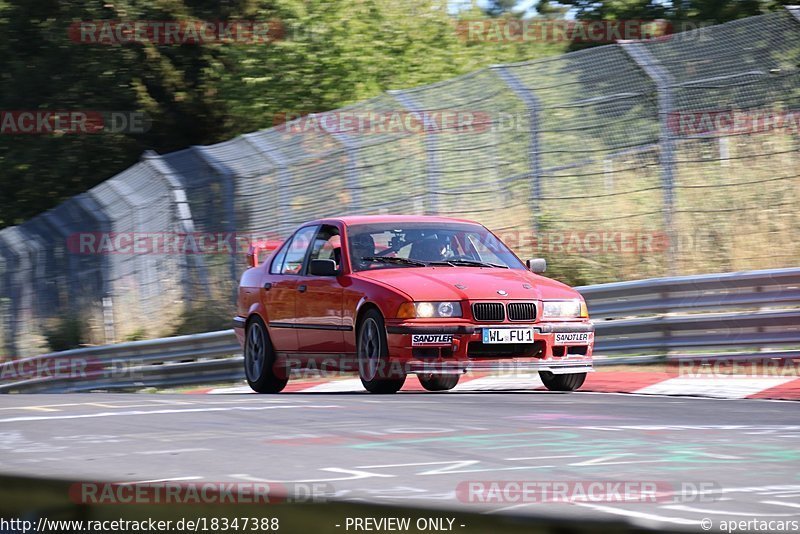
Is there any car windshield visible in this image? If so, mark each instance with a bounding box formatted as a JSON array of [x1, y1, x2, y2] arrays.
[[346, 222, 525, 272]]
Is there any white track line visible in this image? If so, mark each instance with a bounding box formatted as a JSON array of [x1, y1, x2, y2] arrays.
[[570, 502, 699, 525], [663, 504, 798, 517], [0, 404, 339, 423], [118, 476, 203, 484], [134, 448, 212, 455], [759, 501, 800, 509]]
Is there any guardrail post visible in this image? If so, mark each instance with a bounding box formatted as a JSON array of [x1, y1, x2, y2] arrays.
[[102, 296, 115, 344], [0, 227, 39, 358], [142, 152, 211, 303], [388, 90, 441, 215], [38, 211, 76, 311], [73, 193, 113, 340], [0, 231, 18, 357], [193, 146, 239, 303], [492, 66, 542, 234], [620, 42, 677, 274]]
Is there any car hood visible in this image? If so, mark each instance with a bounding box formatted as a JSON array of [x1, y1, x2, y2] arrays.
[[355, 267, 580, 301]]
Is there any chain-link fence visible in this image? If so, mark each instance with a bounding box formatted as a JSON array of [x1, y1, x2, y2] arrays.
[[1, 9, 799, 357]]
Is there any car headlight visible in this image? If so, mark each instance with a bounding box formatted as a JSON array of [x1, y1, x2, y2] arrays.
[[542, 300, 588, 318], [397, 301, 462, 318]]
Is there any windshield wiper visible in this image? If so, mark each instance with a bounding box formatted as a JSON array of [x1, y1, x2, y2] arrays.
[[360, 256, 427, 267], [359, 256, 508, 269], [444, 259, 509, 268], [425, 260, 457, 267]]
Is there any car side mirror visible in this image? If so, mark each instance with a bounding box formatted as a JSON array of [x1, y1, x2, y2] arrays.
[[309, 259, 338, 276], [527, 258, 546, 273]]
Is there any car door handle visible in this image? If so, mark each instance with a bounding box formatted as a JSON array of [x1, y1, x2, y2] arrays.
[[297, 285, 307, 293], [263, 282, 272, 290]]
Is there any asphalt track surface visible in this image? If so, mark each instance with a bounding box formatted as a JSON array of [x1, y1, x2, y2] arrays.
[[0, 391, 798, 531]]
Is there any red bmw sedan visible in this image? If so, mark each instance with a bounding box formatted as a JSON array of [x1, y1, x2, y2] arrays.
[[234, 216, 594, 393]]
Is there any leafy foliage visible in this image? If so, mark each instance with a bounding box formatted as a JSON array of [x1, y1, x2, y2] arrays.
[[0, 0, 563, 228], [44, 314, 85, 351]]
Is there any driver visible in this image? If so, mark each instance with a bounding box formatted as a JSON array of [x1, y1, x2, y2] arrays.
[[349, 232, 375, 269], [410, 236, 447, 262]]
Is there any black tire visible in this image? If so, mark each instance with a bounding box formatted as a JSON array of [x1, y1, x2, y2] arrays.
[[244, 316, 288, 393], [418, 374, 460, 391], [357, 309, 405, 394], [539, 371, 586, 392]]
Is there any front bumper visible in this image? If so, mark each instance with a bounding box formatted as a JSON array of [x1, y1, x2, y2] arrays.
[[385, 321, 594, 336], [233, 316, 246, 346], [386, 320, 594, 375]]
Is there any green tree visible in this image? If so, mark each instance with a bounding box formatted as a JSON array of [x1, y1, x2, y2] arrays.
[[0, 0, 567, 228], [538, 0, 794, 22]]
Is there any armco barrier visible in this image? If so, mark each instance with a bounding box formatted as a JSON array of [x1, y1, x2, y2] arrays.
[[581, 267, 800, 358], [1, 267, 798, 393]]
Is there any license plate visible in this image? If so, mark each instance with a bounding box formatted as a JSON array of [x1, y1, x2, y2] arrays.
[[554, 332, 592, 345], [482, 328, 534, 344]]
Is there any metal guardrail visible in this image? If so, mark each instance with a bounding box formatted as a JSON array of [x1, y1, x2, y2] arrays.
[[1, 267, 798, 393], [581, 267, 800, 361], [0, 331, 243, 393]]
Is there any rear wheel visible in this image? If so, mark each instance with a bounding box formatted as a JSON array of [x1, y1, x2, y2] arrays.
[[244, 317, 288, 393], [357, 309, 405, 394], [539, 371, 586, 392], [418, 374, 460, 391]]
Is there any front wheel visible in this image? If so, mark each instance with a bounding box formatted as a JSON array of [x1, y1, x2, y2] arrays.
[[539, 371, 586, 392], [244, 317, 288, 393], [357, 309, 405, 394], [418, 374, 460, 391]]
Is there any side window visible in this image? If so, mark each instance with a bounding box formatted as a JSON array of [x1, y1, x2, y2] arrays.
[[269, 243, 289, 274], [307, 225, 341, 270], [274, 226, 318, 275]]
